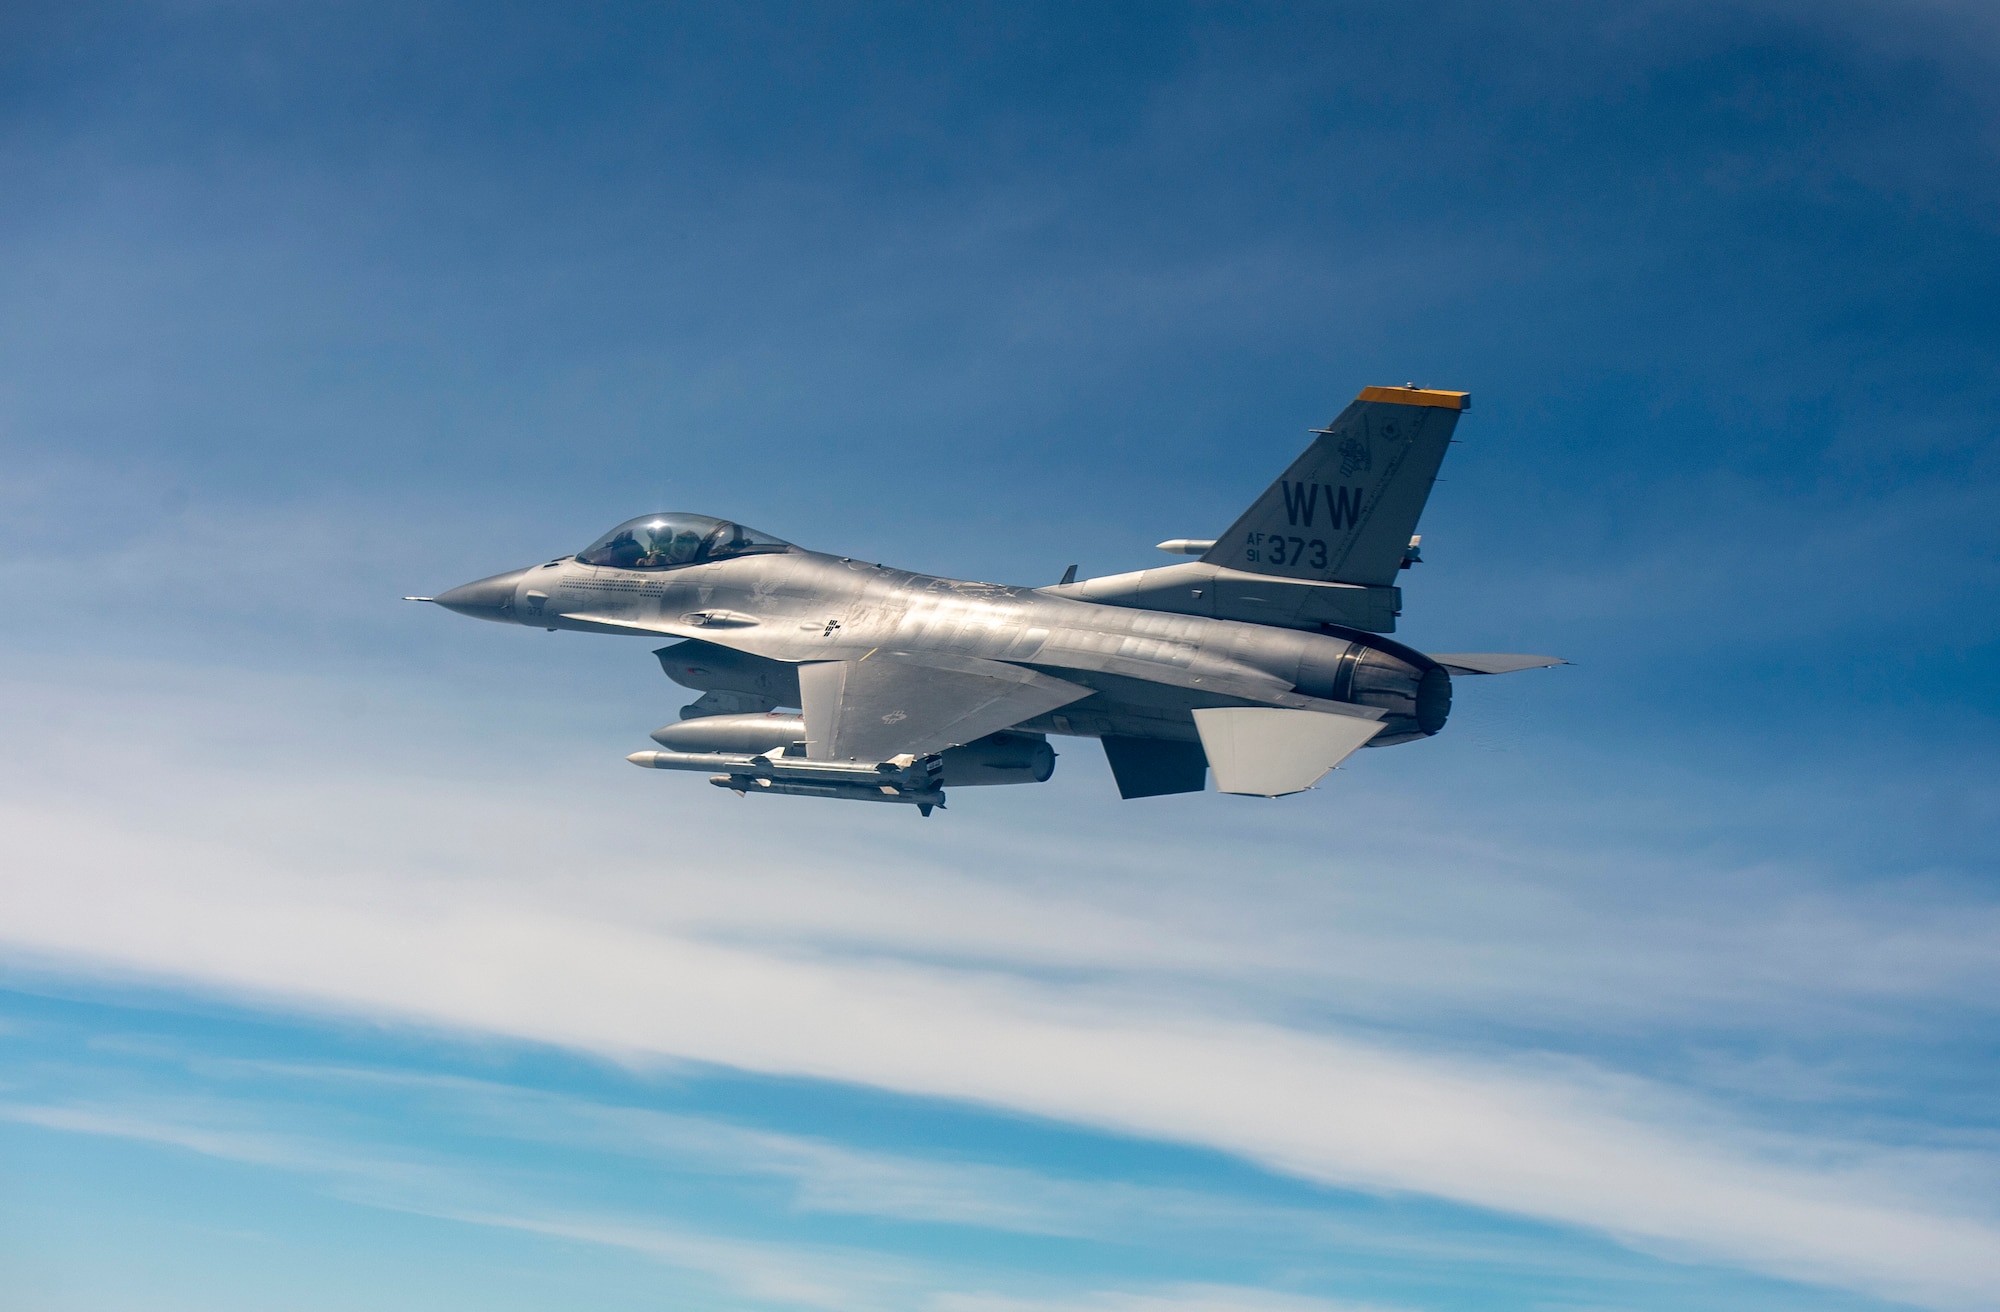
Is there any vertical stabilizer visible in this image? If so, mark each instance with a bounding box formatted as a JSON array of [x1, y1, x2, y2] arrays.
[[1203, 386, 1468, 587]]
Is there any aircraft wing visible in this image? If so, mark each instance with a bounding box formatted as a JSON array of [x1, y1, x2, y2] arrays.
[[799, 653, 1094, 763], [1426, 653, 1568, 675]]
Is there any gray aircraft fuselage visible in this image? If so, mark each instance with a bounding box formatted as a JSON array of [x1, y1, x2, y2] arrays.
[[433, 544, 1446, 747]]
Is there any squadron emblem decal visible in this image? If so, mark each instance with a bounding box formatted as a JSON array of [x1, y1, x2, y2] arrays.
[[1338, 431, 1372, 479]]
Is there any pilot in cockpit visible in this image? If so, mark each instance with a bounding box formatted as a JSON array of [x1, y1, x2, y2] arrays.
[[578, 514, 794, 570], [593, 529, 645, 570], [666, 527, 706, 565]]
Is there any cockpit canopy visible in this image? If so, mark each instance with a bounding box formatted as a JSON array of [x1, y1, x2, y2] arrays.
[[576, 514, 793, 570]]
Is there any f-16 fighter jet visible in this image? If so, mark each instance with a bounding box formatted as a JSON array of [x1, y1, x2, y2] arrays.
[[413, 386, 1562, 814]]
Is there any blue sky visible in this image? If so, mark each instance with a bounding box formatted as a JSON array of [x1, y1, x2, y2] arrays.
[[2, 3, 1998, 1309]]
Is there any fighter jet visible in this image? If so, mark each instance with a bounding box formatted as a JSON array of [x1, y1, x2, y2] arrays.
[[412, 386, 1561, 814]]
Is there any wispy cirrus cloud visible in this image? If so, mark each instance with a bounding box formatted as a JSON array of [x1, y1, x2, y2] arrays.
[[3, 695, 1998, 1312], [4, 1084, 1425, 1312], [134, 1058, 1627, 1273], [929, 1288, 1401, 1312], [0, 1096, 921, 1311]]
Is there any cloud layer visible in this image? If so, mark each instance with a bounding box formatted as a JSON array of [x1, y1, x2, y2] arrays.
[[3, 661, 1996, 1309]]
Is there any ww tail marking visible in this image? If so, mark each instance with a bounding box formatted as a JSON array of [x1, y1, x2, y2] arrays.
[[1280, 480, 1367, 530]]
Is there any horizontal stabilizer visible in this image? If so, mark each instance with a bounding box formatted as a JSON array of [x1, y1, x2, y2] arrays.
[[1191, 707, 1385, 797], [1046, 560, 1402, 633], [1427, 653, 1568, 675], [801, 653, 1091, 763]]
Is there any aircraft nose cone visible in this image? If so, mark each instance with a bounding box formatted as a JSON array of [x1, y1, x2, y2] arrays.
[[434, 567, 531, 622]]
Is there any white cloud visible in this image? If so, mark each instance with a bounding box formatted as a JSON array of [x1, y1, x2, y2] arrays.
[[8, 647, 1997, 1047], [97, 1055, 1654, 1292], [3, 763, 1998, 1311], [929, 1286, 1402, 1312], [420, 1210, 917, 1311], [177, 1060, 1131, 1239], [3, 628, 1999, 1312], [0, 1095, 920, 1311], [1, 1102, 328, 1173], [1, 1086, 1442, 1312]]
